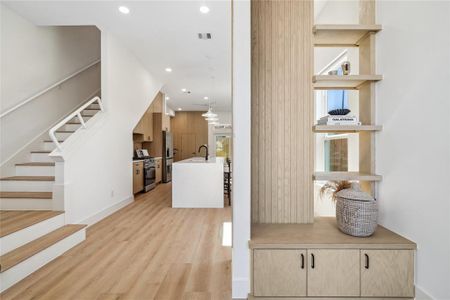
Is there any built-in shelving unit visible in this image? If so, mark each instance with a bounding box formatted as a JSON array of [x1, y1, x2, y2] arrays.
[[249, 2, 416, 299], [313, 171, 382, 182], [313, 24, 382, 46], [312, 3, 382, 196], [313, 125, 382, 133], [313, 75, 382, 89]]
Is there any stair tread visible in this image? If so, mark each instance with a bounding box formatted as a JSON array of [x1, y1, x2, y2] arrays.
[[0, 192, 52, 199], [0, 176, 55, 181], [0, 224, 86, 272], [15, 162, 55, 167], [0, 210, 64, 238], [55, 130, 75, 133], [30, 151, 51, 154], [43, 140, 64, 143]]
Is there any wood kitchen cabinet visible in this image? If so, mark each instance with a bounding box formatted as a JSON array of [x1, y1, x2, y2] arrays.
[[249, 218, 416, 299], [361, 250, 414, 298], [307, 249, 360, 297], [132, 161, 144, 194], [143, 111, 153, 142], [253, 249, 306, 297], [133, 110, 153, 142], [155, 158, 162, 184]]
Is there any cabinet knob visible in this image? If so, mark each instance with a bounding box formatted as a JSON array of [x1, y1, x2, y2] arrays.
[[364, 253, 370, 269], [311, 253, 315, 269]]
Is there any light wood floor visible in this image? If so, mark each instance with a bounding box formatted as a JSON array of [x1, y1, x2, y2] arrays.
[[1, 183, 232, 300]]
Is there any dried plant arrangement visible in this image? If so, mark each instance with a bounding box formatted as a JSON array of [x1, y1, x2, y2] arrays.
[[319, 180, 352, 202]]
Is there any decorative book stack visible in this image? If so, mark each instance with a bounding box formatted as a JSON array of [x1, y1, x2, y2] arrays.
[[317, 115, 361, 126]]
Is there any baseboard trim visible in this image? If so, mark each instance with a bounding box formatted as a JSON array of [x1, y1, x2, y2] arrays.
[[415, 286, 434, 300], [79, 196, 133, 227], [232, 277, 250, 299]]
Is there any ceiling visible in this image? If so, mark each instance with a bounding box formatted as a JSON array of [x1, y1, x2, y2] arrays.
[[4, 1, 232, 112]]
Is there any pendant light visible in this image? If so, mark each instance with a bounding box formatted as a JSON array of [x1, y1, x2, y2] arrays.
[[202, 107, 217, 118]]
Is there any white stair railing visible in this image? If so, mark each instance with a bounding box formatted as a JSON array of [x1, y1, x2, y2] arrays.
[[49, 96, 104, 151]]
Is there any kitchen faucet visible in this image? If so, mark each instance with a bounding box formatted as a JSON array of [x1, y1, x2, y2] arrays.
[[198, 144, 209, 161]]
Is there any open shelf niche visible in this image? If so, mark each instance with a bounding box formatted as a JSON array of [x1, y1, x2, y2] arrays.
[[312, 2, 382, 195]]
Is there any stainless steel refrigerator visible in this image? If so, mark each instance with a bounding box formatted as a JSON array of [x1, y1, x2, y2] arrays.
[[162, 131, 173, 183]]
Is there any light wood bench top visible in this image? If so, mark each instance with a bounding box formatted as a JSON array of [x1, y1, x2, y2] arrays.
[[250, 217, 416, 249]]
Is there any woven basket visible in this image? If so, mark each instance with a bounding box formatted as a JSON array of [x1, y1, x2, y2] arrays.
[[335, 183, 378, 237]]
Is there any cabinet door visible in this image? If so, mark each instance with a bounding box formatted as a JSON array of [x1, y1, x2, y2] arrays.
[[361, 250, 414, 297], [307, 249, 360, 297], [144, 112, 153, 142], [253, 249, 306, 297], [133, 117, 145, 135], [133, 162, 144, 194]]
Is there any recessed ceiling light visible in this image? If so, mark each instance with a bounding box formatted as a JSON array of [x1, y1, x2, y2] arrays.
[[181, 88, 187, 92], [204, 96, 209, 100], [118, 6, 130, 14], [178, 108, 182, 111], [200, 6, 210, 14], [165, 96, 170, 100], [165, 67, 172, 72]]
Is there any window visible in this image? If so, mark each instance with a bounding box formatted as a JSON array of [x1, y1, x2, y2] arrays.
[[324, 137, 348, 171], [216, 135, 231, 158]]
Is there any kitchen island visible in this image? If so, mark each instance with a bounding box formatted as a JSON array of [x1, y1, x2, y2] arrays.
[[172, 157, 224, 208]]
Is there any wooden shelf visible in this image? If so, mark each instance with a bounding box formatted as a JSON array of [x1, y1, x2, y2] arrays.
[[313, 24, 382, 46], [313, 75, 382, 89], [313, 125, 382, 133], [313, 172, 382, 182]]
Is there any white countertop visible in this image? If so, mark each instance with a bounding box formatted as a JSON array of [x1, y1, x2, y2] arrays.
[[174, 157, 224, 164]]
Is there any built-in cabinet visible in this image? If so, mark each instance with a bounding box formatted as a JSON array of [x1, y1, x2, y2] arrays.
[[134, 106, 153, 142], [170, 112, 208, 162], [250, 218, 416, 299], [253, 249, 307, 297], [133, 92, 171, 156], [132, 161, 144, 194], [252, 248, 414, 299], [361, 250, 414, 297]]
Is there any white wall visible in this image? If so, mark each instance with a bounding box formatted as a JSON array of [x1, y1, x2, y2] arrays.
[[376, 1, 450, 299], [61, 32, 162, 224], [0, 4, 100, 167], [232, 0, 251, 298]]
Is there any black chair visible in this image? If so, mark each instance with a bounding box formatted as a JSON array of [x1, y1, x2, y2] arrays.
[[224, 158, 232, 206]]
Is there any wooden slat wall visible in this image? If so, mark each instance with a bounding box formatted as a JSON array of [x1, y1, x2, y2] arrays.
[[251, 0, 314, 224]]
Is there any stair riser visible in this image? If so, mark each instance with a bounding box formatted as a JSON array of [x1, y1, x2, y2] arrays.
[[30, 153, 52, 163], [71, 116, 91, 123], [0, 198, 52, 210], [15, 166, 54, 176], [41, 142, 57, 152], [0, 214, 65, 255], [87, 104, 100, 110], [0, 228, 86, 293], [81, 110, 98, 117], [53, 132, 73, 140], [61, 124, 81, 131], [0, 181, 53, 192]]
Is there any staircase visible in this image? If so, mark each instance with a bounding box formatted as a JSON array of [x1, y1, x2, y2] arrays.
[[0, 101, 102, 292]]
